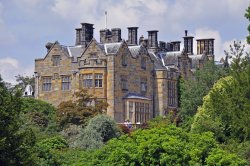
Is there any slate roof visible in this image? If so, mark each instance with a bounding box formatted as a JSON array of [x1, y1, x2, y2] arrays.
[[59, 45, 85, 62], [128, 45, 141, 58], [189, 54, 205, 69], [161, 51, 181, 67], [148, 52, 166, 70], [100, 42, 122, 54]]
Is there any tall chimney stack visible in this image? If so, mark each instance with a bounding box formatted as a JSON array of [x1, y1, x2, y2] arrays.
[[147, 30, 158, 52], [81, 23, 94, 48], [75, 28, 82, 46], [183, 30, 194, 54], [111, 28, 122, 43], [127, 27, 138, 45]]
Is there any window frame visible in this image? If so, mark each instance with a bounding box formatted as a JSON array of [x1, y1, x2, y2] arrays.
[[121, 75, 128, 91], [52, 55, 61, 66], [42, 77, 52, 91], [61, 76, 71, 91], [82, 74, 93, 88], [94, 73, 103, 88]]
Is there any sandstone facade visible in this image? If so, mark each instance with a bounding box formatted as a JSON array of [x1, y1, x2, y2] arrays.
[[35, 23, 214, 123]]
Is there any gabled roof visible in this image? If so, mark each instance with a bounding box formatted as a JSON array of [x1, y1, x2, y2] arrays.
[[148, 52, 166, 70], [41, 41, 59, 60], [79, 38, 106, 59], [128, 45, 141, 58], [161, 52, 181, 67], [65, 45, 85, 62]]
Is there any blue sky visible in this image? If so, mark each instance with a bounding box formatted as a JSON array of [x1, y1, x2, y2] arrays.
[[0, 0, 249, 84]]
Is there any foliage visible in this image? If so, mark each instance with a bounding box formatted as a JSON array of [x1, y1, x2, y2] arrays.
[[87, 114, 121, 142], [21, 98, 57, 128], [57, 89, 108, 128], [72, 114, 120, 150], [36, 136, 68, 166], [206, 148, 246, 165], [89, 125, 244, 165], [118, 124, 131, 134], [15, 74, 35, 91], [179, 61, 228, 129], [192, 41, 250, 142], [147, 116, 171, 128], [19, 97, 58, 141], [192, 74, 250, 141], [0, 75, 37, 165], [37, 136, 68, 150], [245, 5, 250, 44], [73, 128, 104, 150]]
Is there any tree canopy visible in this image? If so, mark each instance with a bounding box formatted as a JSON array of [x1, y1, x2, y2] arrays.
[[89, 125, 245, 166], [179, 61, 228, 128], [0, 75, 36, 165], [57, 89, 108, 128]]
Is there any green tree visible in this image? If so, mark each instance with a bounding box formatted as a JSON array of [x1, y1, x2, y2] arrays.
[[90, 125, 245, 165], [179, 61, 227, 129], [0, 75, 37, 165], [15, 74, 35, 91], [245, 5, 250, 44], [57, 89, 108, 128], [21, 98, 57, 128], [191, 41, 250, 164], [36, 136, 68, 166], [73, 114, 120, 150]]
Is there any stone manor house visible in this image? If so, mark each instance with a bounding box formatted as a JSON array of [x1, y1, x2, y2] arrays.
[[35, 23, 214, 123]]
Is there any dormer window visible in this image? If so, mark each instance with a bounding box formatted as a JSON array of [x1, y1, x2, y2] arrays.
[[122, 54, 127, 66], [52, 55, 61, 66]]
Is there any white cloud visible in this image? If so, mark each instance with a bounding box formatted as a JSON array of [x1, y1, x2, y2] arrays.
[[0, 57, 34, 84]]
